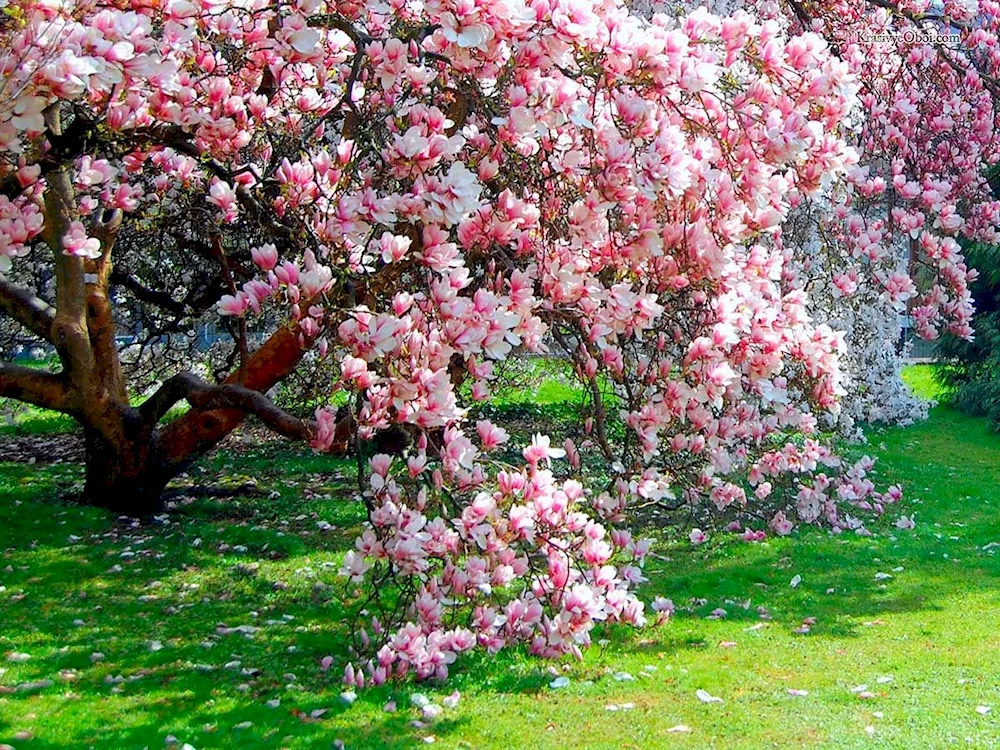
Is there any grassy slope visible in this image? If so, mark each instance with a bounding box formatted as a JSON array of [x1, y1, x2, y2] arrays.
[[0, 367, 999, 748]]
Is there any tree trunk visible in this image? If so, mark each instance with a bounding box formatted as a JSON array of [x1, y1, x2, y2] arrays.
[[0, 118, 316, 518], [81, 422, 169, 517]]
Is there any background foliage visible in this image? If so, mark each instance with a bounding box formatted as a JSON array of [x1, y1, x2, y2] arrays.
[[936, 242, 1000, 430]]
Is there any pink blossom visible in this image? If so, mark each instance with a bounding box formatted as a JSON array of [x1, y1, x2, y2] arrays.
[[62, 221, 101, 259], [0, 0, 976, 692], [206, 178, 238, 222], [251, 244, 279, 271], [770, 512, 794, 536], [476, 421, 509, 451], [522, 434, 566, 466]]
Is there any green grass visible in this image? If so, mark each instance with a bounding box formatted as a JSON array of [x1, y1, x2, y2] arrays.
[[1, 366, 1000, 748], [900, 363, 941, 402]]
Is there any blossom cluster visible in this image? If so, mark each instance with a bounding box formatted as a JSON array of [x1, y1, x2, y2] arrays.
[[338, 437, 651, 684]]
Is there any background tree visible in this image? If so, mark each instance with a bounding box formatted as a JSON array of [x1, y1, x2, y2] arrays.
[[936, 241, 1000, 427]]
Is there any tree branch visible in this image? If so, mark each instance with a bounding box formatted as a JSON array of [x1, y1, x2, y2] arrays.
[[157, 316, 318, 469], [0, 108, 96, 201], [109, 268, 188, 316], [211, 234, 249, 371], [41, 107, 95, 385], [865, 0, 965, 26], [84, 208, 128, 401], [141, 371, 313, 442], [784, 0, 813, 30], [160, 131, 299, 242], [0, 276, 56, 341], [0, 362, 76, 412]]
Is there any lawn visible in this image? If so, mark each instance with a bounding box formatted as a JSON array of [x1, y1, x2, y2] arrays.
[[1, 367, 1000, 749]]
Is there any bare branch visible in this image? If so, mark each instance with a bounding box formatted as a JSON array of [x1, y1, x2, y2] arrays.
[[141, 371, 313, 441], [211, 234, 249, 370], [784, 0, 814, 30], [0, 362, 75, 412], [0, 276, 56, 341], [109, 269, 188, 316], [85, 207, 128, 401]]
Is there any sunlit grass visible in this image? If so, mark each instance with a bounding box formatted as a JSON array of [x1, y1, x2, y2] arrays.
[[901, 362, 942, 402], [1, 365, 998, 748]]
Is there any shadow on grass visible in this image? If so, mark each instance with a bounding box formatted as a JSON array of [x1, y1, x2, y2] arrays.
[[5, 690, 466, 750]]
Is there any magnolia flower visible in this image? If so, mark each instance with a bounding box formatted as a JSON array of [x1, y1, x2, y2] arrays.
[[11, 96, 46, 132], [216, 293, 248, 317], [440, 14, 495, 49], [522, 433, 566, 465], [380, 232, 411, 264], [894, 515, 916, 530], [476, 420, 509, 451], [251, 244, 278, 271], [206, 178, 238, 222], [62, 221, 101, 259], [288, 28, 320, 55]]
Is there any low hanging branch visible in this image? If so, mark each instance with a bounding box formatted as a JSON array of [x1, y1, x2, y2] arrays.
[[0, 362, 73, 411], [157, 316, 320, 470], [141, 371, 314, 442], [0, 276, 56, 342]]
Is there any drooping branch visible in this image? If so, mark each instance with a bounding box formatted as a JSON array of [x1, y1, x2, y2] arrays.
[[0, 276, 56, 342], [0, 362, 75, 412], [157, 315, 318, 469], [141, 371, 313, 441]]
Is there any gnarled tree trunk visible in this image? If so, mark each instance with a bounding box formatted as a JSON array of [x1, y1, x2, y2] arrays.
[[0, 109, 317, 516], [82, 421, 168, 517]]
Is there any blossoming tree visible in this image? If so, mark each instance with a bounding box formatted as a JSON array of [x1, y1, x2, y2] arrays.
[[0, 0, 995, 680], [646, 0, 995, 435], [774, 0, 998, 436]]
